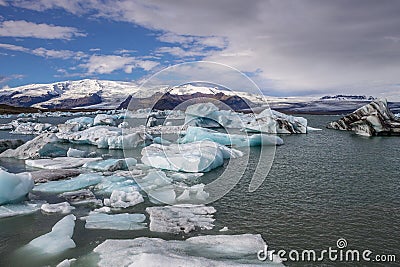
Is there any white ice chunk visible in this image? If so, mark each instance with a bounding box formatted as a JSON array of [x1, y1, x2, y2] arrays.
[[66, 148, 88, 158], [0, 170, 34, 205], [179, 126, 283, 147], [83, 212, 146, 230], [41, 202, 75, 214], [141, 141, 242, 173], [56, 258, 76, 267], [103, 189, 144, 208], [33, 173, 104, 193], [94, 114, 115, 126], [146, 204, 216, 234], [25, 214, 76, 255], [25, 157, 102, 169], [0, 201, 41, 218], [83, 158, 136, 172], [93, 234, 283, 266], [0, 133, 60, 159]]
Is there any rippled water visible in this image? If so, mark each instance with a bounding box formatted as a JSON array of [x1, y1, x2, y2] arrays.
[[0, 115, 399, 266]]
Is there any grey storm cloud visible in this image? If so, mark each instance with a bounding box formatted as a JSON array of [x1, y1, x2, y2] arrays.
[[7, 0, 400, 98]]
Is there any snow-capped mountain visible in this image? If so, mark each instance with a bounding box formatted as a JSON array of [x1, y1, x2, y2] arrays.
[[1, 79, 397, 113], [0, 80, 271, 109]]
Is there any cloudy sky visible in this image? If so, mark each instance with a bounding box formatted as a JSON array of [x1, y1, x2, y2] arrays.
[[0, 0, 400, 98]]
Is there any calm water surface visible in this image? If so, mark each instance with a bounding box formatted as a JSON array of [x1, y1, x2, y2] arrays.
[[0, 115, 399, 266]]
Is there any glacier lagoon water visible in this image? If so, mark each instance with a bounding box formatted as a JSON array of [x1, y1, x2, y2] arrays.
[[0, 115, 399, 266]]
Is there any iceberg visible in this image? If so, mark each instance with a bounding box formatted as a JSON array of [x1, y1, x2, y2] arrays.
[[33, 173, 104, 194], [56, 258, 76, 267], [136, 170, 211, 204], [141, 141, 242, 173], [41, 202, 75, 214], [245, 109, 308, 134], [65, 116, 94, 128], [327, 99, 400, 136], [103, 189, 144, 208], [94, 175, 139, 195], [93, 114, 115, 126], [184, 102, 249, 129], [0, 201, 42, 218], [146, 204, 216, 234], [28, 169, 81, 183], [179, 126, 283, 146], [59, 189, 102, 206], [82, 212, 146, 230], [57, 126, 150, 149], [66, 148, 88, 158], [24, 214, 76, 255], [25, 157, 102, 169], [0, 133, 60, 159], [93, 234, 283, 266], [0, 170, 34, 205], [83, 158, 137, 172]]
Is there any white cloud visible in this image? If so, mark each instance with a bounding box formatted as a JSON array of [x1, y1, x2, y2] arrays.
[[0, 20, 85, 40], [0, 43, 86, 59], [80, 55, 159, 74], [9, 0, 400, 97]]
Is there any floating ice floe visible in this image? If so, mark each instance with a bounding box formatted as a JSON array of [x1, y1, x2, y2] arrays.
[[0, 133, 60, 159], [66, 147, 88, 158], [26, 157, 102, 169], [141, 140, 243, 173], [94, 175, 139, 195], [41, 202, 75, 214], [0, 170, 34, 205], [327, 99, 400, 136], [33, 173, 104, 194], [59, 189, 102, 206], [94, 114, 116, 126], [11, 121, 57, 135], [179, 126, 283, 146], [245, 109, 308, 134], [0, 201, 42, 218], [27, 169, 81, 183], [65, 116, 94, 129], [57, 126, 150, 149], [82, 212, 146, 230], [146, 204, 216, 234], [83, 158, 137, 172], [93, 234, 283, 266], [24, 214, 76, 255], [184, 102, 251, 129], [56, 258, 76, 267], [137, 170, 210, 204], [103, 189, 144, 208]]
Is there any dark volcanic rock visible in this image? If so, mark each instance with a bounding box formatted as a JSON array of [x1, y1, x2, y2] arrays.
[[0, 91, 57, 107], [118, 92, 255, 111], [327, 99, 400, 136]]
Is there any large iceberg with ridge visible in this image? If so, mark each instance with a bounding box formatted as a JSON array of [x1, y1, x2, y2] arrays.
[[245, 109, 308, 134]]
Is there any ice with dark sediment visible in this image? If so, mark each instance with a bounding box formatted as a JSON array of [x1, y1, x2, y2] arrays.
[[146, 204, 216, 234]]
